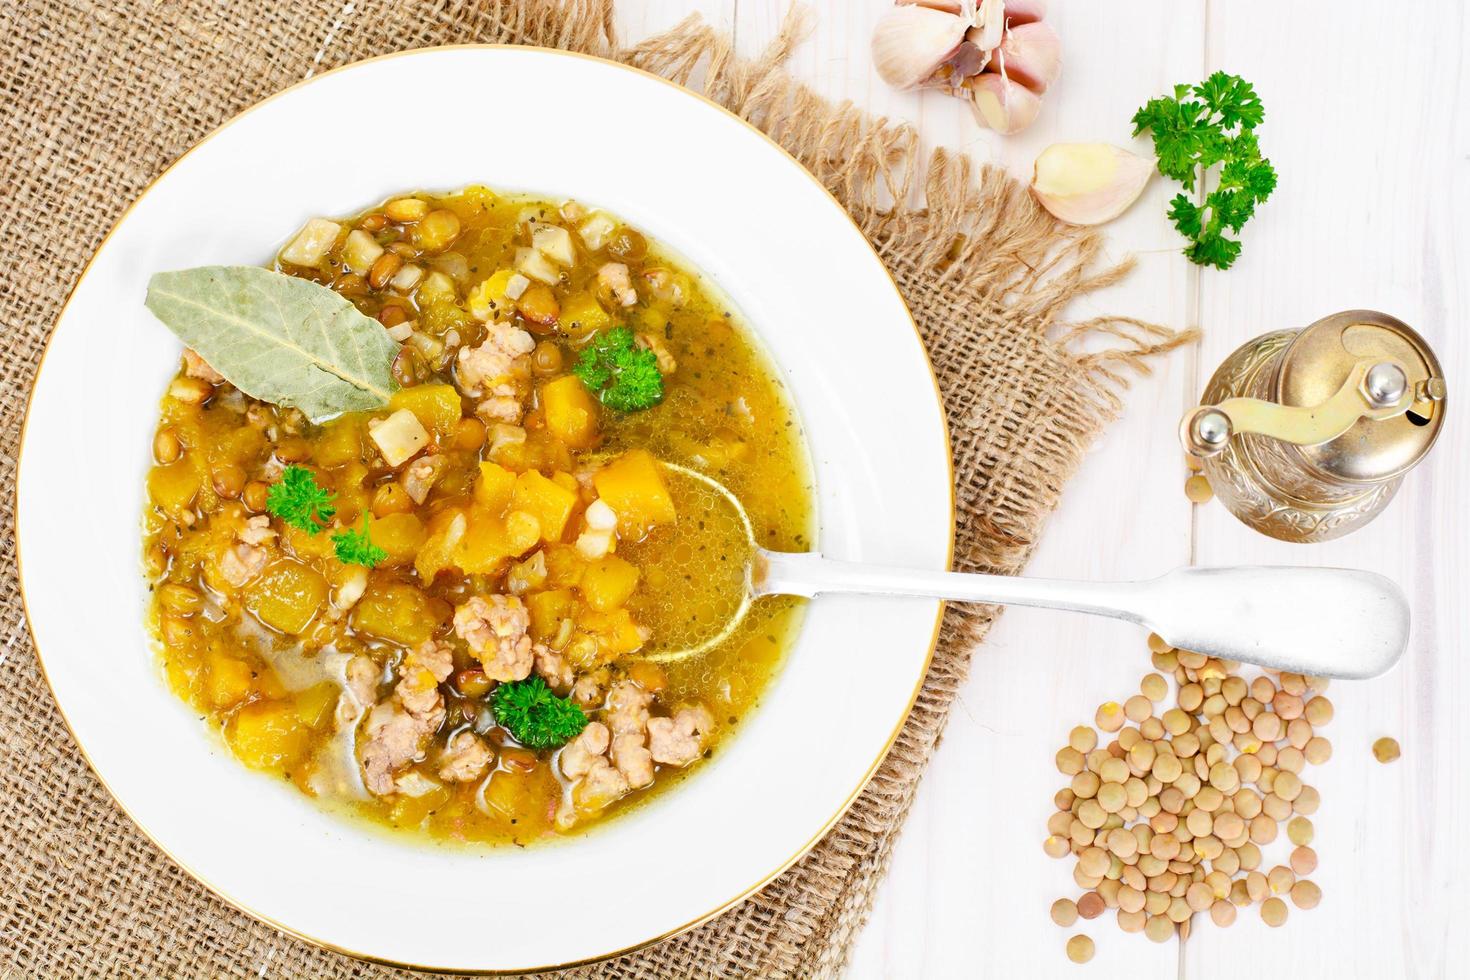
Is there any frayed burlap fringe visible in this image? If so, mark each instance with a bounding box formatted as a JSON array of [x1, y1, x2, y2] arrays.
[[0, 1, 1194, 977]]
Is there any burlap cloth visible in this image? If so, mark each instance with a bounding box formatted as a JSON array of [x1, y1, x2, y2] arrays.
[[0, 1, 1193, 976]]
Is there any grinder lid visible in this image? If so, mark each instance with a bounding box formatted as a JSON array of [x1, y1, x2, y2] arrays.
[[1275, 310, 1446, 483]]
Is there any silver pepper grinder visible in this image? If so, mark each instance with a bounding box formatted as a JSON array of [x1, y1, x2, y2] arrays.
[[1180, 310, 1446, 543]]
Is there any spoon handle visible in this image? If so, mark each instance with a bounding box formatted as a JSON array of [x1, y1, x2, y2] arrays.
[[756, 551, 1408, 679]]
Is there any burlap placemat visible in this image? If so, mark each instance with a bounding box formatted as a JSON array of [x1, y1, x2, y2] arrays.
[[0, 1, 1193, 975]]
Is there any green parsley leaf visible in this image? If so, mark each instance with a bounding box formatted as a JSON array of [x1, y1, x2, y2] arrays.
[[1132, 72, 1275, 270], [1195, 70, 1265, 132], [1187, 235, 1243, 271], [572, 326, 665, 412], [1209, 188, 1256, 233], [490, 676, 588, 750], [266, 465, 336, 534], [1167, 194, 1204, 239], [1242, 158, 1278, 203], [331, 516, 388, 568]]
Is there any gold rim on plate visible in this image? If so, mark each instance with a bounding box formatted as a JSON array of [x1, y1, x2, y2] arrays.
[[13, 44, 956, 974]]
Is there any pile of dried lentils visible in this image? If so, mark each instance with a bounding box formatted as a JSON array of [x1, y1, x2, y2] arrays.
[[1046, 634, 1335, 963]]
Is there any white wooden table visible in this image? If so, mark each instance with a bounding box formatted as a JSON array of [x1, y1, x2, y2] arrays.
[[617, 3, 1468, 976]]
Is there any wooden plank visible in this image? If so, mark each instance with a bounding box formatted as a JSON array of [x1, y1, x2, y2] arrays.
[[613, 0, 735, 41], [729, 2, 1204, 976], [1184, 2, 1469, 978]]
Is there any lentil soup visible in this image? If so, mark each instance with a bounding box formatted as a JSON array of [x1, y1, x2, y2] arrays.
[[142, 187, 814, 845]]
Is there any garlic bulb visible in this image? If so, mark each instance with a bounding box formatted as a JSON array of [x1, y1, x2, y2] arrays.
[[873, 0, 1061, 136], [1030, 143, 1155, 226]]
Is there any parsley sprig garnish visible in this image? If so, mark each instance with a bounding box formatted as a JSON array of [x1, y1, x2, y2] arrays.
[[1132, 71, 1277, 270], [266, 464, 336, 534], [331, 516, 388, 569], [490, 676, 588, 749], [267, 465, 385, 567], [572, 326, 665, 412]]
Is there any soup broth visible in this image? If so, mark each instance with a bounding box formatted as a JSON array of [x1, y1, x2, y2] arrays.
[[142, 187, 814, 844]]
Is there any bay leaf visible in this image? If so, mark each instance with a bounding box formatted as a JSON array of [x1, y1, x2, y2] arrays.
[[145, 265, 399, 421]]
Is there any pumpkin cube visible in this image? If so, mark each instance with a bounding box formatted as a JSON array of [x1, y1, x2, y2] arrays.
[[294, 682, 340, 728], [579, 556, 640, 612], [505, 511, 542, 554], [415, 510, 467, 583], [455, 511, 509, 574], [454, 508, 539, 574], [389, 384, 463, 440], [369, 512, 427, 564], [226, 700, 310, 771], [351, 582, 439, 645], [147, 460, 202, 515], [388, 779, 451, 827], [213, 425, 268, 463], [204, 654, 255, 709], [164, 648, 204, 702], [581, 608, 645, 655], [281, 522, 335, 561], [559, 291, 612, 338], [592, 450, 676, 535], [246, 560, 328, 635], [525, 588, 576, 640], [313, 417, 362, 468], [474, 461, 517, 514], [541, 375, 600, 449], [511, 470, 578, 543], [542, 544, 587, 588]]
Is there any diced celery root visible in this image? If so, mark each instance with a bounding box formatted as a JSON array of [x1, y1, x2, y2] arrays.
[[505, 273, 531, 300], [280, 218, 341, 266], [390, 264, 424, 292], [415, 270, 457, 305], [578, 212, 617, 251], [342, 229, 385, 274], [369, 409, 430, 467], [532, 225, 575, 266], [515, 247, 561, 285]]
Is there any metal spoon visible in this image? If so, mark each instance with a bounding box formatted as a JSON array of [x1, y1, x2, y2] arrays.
[[649, 463, 1409, 679]]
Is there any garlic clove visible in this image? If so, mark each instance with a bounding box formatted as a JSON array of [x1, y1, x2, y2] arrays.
[[1030, 143, 1155, 226], [872, 4, 970, 90], [947, 39, 990, 81], [1000, 0, 1048, 25], [966, 73, 1042, 135], [967, 0, 1007, 53], [987, 20, 1062, 94]]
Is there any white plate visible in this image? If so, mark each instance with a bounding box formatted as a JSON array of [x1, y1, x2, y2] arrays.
[[16, 47, 952, 972]]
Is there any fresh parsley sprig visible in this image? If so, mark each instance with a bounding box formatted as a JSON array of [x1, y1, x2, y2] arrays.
[[572, 326, 665, 412], [490, 676, 588, 749], [331, 516, 388, 569], [1132, 71, 1277, 270], [266, 464, 336, 534]]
